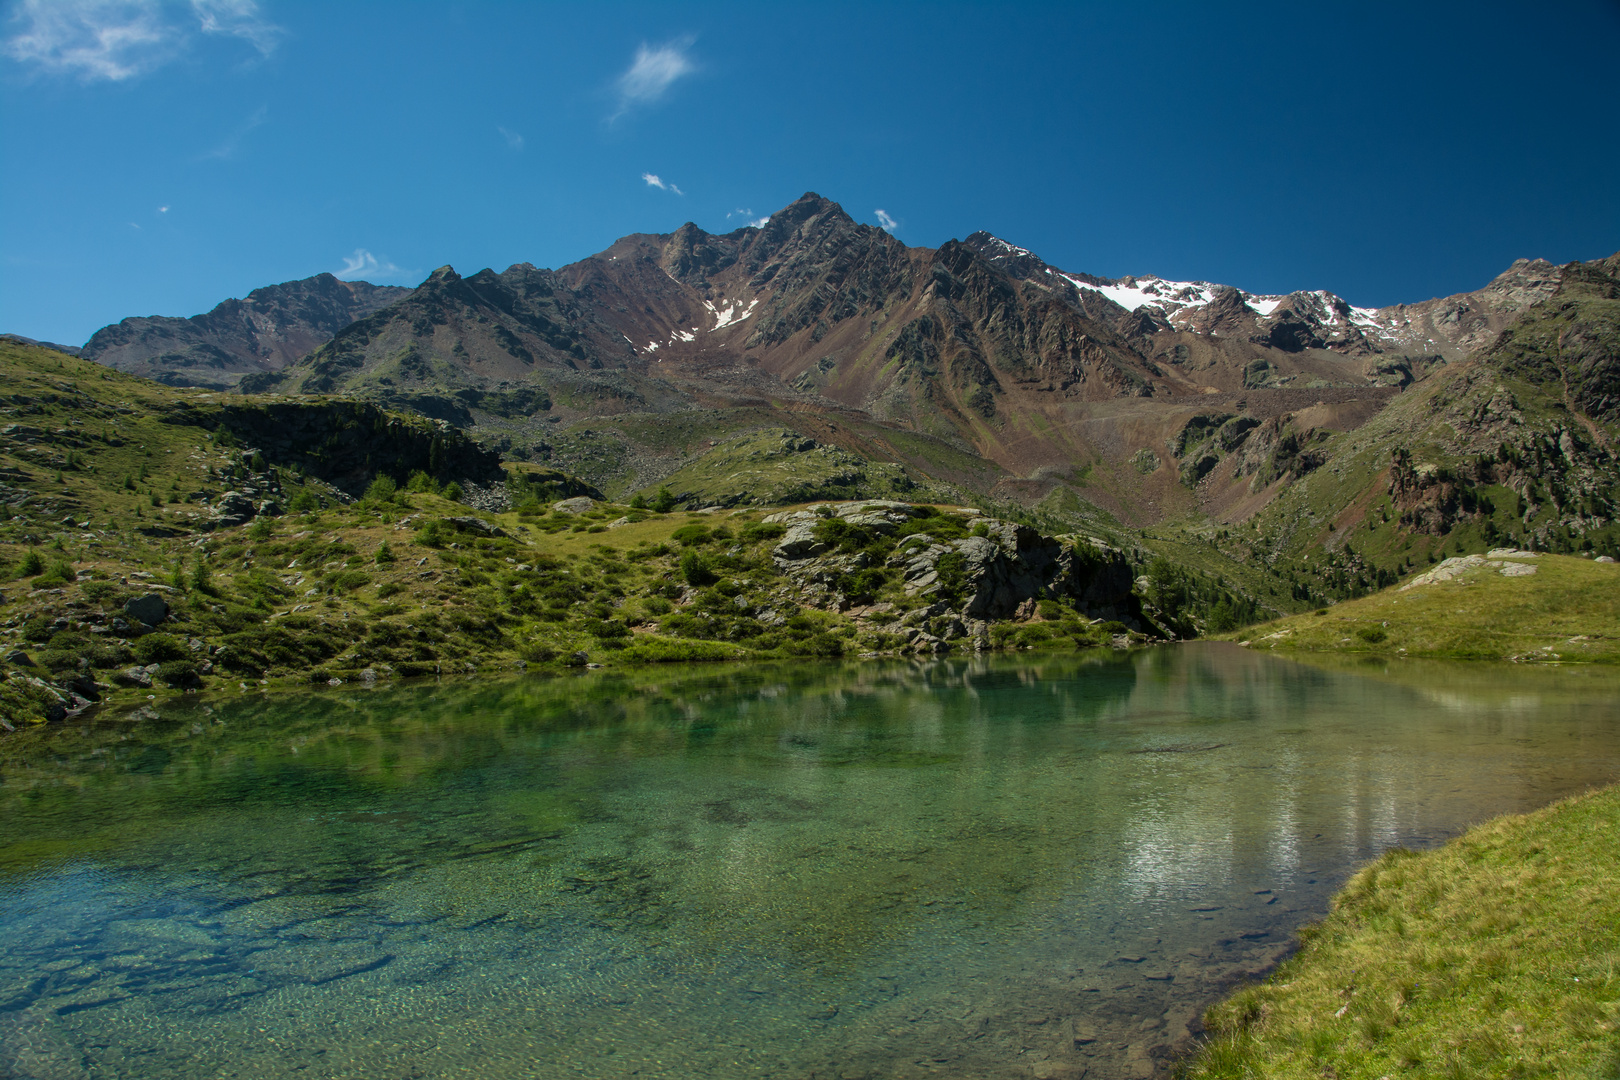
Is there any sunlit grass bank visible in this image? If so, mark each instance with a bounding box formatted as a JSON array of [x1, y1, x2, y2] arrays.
[[1181, 784, 1620, 1079], [1235, 551, 1620, 663]]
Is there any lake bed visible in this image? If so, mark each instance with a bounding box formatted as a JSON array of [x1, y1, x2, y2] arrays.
[[2, 643, 1617, 1079]]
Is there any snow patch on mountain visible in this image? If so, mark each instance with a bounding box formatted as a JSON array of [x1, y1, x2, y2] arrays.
[[704, 297, 759, 331]]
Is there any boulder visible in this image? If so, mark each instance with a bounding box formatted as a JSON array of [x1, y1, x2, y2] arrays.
[[123, 594, 168, 627], [59, 672, 101, 702], [774, 523, 829, 560], [446, 515, 506, 537], [552, 497, 594, 514], [114, 666, 154, 689]]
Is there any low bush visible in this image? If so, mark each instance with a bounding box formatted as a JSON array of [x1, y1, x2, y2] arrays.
[[739, 521, 785, 543], [680, 550, 717, 587], [616, 637, 746, 664], [132, 633, 188, 664]]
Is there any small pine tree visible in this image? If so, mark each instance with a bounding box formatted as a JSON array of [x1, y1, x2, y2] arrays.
[[17, 550, 43, 577], [443, 481, 464, 503], [375, 541, 396, 565]]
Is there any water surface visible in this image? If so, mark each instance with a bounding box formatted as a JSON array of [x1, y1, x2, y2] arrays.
[[2, 644, 1618, 1079]]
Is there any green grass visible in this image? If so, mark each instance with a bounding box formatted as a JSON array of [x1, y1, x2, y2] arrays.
[[0, 342, 1118, 726], [1236, 553, 1620, 663], [1181, 784, 1620, 1079]]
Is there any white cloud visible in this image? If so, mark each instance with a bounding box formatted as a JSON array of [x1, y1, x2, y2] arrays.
[[497, 125, 523, 150], [725, 207, 770, 228], [189, 0, 279, 54], [642, 172, 684, 196], [2, 0, 279, 83], [157, 205, 169, 212], [334, 249, 411, 282], [611, 35, 694, 119], [875, 209, 899, 233], [748, 215, 770, 228]]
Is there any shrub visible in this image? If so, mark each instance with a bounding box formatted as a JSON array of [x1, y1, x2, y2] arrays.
[[617, 637, 746, 663], [680, 550, 717, 587], [651, 487, 677, 513], [36, 558, 76, 587], [362, 475, 399, 505], [16, 550, 43, 577], [739, 521, 786, 543], [81, 581, 118, 604], [375, 541, 396, 565], [132, 633, 188, 664], [672, 524, 711, 546], [517, 639, 559, 663], [156, 660, 202, 689], [416, 519, 447, 547], [1356, 626, 1388, 644], [289, 489, 320, 512], [443, 481, 464, 503], [86, 642, 131, 668], [406, 470, 439, 494], [331, 571, 371, 592], [376, 581, 403, 599]]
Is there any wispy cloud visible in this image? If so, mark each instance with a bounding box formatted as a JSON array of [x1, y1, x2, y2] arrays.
[[334, 249, 412, 282], [642, 172, 684, 196], [199, 103, 266, 159], [725, 207, 770, 228], [497, 125, 524, 151], [2, 0, 280, 83], [611, 35, 694, 119], [875, 209, 899, 233], [190, 0, 279, 54]]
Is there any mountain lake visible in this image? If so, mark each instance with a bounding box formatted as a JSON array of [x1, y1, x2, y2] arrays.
[[2, 643, 1617, 1079]]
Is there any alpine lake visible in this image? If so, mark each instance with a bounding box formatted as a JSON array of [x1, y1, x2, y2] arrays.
[[2, 643, 1618, 1080]]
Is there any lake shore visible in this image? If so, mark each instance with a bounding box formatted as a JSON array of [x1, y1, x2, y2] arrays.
[[1180, 781, 1620, 1078]]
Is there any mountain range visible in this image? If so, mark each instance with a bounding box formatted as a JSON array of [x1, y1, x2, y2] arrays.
[[79, 273, 411, 390], [39, 193, 1620, 600]]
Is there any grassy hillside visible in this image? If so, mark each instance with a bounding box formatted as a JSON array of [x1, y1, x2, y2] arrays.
[[1234, 551, 1620, 663], [0, 339, 1158, 727], [1182, 784, 1620, 1078]]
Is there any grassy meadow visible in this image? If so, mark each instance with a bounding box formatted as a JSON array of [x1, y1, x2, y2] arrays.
[[1234, 551, 1620, 664], [1181, 785, 1620, 1079]]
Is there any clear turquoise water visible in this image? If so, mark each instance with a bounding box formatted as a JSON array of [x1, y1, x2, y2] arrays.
[[1, 644, 1618, 1079]]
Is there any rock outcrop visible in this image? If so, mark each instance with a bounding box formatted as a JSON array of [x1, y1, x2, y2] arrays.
[[766, 501, 1141, 642]]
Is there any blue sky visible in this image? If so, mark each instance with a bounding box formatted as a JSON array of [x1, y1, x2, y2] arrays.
[[3, 1, 1618, 345]]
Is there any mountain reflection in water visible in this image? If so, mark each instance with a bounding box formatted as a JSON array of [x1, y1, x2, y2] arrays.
[[1, 643, 1617, 1079]]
